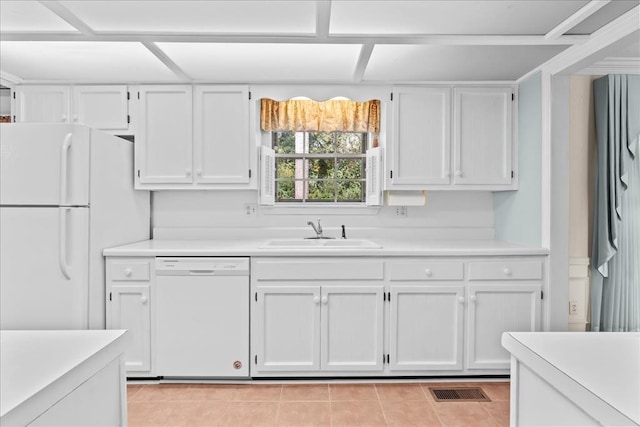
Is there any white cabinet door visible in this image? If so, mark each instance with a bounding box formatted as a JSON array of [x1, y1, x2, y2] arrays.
[[137, 86, 193, 184], [109, 285, 151, 373], [254, 286, 321, 372], [194, 85, 250, 184], [14, 86, 70, 123], [72, 85, 129, 132], [453, 87, 513, 185], [467, 284, 541, 370], [389, 285, 464, 371], [321, 286, 384, 371], [390, 87, 451, 187]]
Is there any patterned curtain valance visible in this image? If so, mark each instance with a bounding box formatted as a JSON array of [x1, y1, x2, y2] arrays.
[[260, 98, 380, 134]]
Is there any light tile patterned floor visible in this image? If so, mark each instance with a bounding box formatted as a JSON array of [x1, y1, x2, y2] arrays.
[[127, 381, 510, 426]]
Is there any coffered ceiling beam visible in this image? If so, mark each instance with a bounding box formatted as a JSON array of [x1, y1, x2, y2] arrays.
[[352, 43, 374, 83], [316, 1, 332, 40], [38, 1, 95, 36], [545, 0, 611, 40], [141, 41, 191, 82], [0, 33, 587, 46]]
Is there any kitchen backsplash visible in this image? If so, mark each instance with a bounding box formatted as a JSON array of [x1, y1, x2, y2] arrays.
[[152, 190, 495, 240]]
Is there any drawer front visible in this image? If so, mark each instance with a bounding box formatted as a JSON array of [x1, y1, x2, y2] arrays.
[[111, 261, 151, 281], [468, 261, 542, 280], [253, 259, 384, 280], [388, 261, 464, 281]]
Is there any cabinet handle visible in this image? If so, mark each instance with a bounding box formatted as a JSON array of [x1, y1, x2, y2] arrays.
[[455, 170, 462, 177], [503, 267, 512, 276], [458, 296, 465, 303], [61, 115, 67, 122], [321, 296, 328, 305], [313, 296, 320, 305], [196, 169, 202, 176], [470, 295, 477, 302], [185, 169, 192, 176], [140, 296, 148, 304], [124, 268, 133, 277], [424, 268, 432, 277], [73, 115, 78, 122]]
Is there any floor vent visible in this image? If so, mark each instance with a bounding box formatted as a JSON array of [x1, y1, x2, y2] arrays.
[[428, 387, 491, 402]]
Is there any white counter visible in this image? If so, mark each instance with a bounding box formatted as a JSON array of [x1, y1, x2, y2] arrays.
[[103, 238, 548, 257], [502, 332, 640, 426], [1, 330, 127, 426]]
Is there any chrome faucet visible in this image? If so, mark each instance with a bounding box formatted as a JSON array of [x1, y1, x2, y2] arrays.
[[307, 218, 323, 238]]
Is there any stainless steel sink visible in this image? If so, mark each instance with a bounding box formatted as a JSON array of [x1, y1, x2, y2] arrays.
[[261, 238, 382, 249]]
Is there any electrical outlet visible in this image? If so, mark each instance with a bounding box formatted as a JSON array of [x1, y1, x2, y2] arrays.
[[569, 301, 579, 315], [395, 206, 408, 217], [243, 203, 257, 216]]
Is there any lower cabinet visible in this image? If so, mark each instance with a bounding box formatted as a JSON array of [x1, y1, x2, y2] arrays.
[[389, 285, 465, 371], [105, 255, 544, 379], [466, 259, 543, 370], [467, 284, 541, 370], [106, 257, 154, 377], [251, 258, 386, 376], [254, 285, 385, 373]]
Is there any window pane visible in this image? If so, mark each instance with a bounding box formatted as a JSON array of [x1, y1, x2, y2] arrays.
[[276, 158, 296, 179], [308, 180, 335, 201], [337, 158, 364, 179], [336, 133, 364, 153], [337, 181, 364, 202], [308, 158, 335, 179], [308, 132, 334, 154], [276, 180, 296, 201], [273, 131, 296, 154]]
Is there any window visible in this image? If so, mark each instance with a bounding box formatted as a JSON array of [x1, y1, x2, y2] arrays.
[[273, 131, 367, 203]]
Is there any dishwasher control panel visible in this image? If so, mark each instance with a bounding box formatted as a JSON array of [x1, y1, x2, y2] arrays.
[[155, 257, 250, 276]]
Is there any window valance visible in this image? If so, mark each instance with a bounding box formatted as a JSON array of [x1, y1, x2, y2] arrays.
[[260, 98, 380, 134]]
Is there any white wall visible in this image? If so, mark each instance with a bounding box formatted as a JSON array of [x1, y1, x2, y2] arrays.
[[152, 190, 495, 239], [493, 72, 542, 246]]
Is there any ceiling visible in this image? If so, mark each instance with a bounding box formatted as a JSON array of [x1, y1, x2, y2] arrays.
[[1, 1, 639, 84]]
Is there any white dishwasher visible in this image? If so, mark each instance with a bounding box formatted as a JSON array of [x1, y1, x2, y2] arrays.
[[155, 257, 249, 378]]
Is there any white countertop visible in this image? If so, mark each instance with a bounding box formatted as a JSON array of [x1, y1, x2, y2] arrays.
[[0, 330, 126, 425], [103, 238, 548, 257], [502, 332, 640, 425]]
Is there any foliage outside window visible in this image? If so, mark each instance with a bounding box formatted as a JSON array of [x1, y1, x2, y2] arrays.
[[273, 131, 367, 203]]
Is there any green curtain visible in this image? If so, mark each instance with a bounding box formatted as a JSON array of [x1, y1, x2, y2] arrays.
[[591, 74, 640, 332]]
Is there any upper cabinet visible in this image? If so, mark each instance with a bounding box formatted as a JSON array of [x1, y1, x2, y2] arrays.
[[387, 85, 516, 191], [453, 87, 513, 186], [193, 85, 250, 185], [72, 86, 131, 133], [14, 86, 70, 123], [134, 84, 255, 190], [13, 85, 132, 134], [136, 85, 194, 186], [390, 87, 451, 187]]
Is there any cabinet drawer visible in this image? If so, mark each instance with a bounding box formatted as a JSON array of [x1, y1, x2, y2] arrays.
[[468, 261, 542, 280], [388, 261, 464, 281], [253, 259, 384, 280], [110, 261, 151, 281]]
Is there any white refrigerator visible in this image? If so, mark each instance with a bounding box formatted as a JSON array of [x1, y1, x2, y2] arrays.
[[0, 124, 150, 330]]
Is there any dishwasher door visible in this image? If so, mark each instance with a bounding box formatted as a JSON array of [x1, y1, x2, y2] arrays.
[[155, 257, 249, 378]]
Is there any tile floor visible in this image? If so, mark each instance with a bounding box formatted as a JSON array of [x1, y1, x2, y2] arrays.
[[127, 381, 510, 426]]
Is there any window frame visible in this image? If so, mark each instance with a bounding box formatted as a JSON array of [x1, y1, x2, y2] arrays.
[[271, 130, 369, 204]]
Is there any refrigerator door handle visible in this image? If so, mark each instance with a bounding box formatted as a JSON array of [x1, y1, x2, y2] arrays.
[[59, 207, 71, 279], [59, 133, 72, 206]]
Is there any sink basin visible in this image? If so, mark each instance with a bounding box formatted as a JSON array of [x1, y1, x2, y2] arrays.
[[261, 238, 382, 249]]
